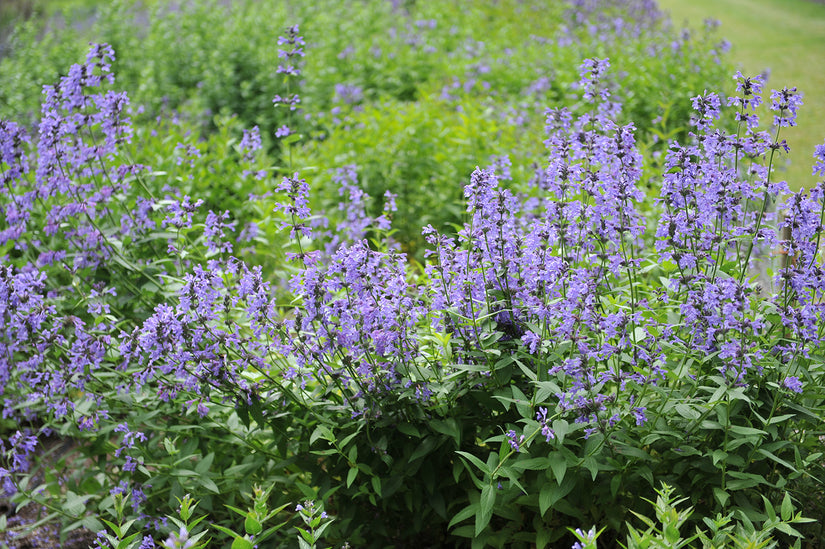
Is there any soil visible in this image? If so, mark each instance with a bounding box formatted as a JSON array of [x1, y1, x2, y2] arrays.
[[0, 500, 97, 549], [1, 437, 98, 549]]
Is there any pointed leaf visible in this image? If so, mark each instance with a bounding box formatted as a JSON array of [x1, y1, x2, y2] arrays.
[[475, 485, 495, 537]]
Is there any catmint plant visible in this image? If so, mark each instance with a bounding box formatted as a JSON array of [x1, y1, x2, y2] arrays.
[[0, 4, 823, 546]]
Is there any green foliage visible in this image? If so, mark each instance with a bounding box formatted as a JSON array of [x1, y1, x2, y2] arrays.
[[298, 94, 535, 258], [3, 1, 825, 549], [570, 483, 813, 549]]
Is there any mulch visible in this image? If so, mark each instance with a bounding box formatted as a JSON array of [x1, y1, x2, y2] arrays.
[[1, 499, 97, 549]]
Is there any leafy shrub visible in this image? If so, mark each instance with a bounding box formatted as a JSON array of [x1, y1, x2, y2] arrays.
[[2, 33, 825, 549], [0, 0, 735, 256]]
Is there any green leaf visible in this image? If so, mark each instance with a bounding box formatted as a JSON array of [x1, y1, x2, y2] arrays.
[[756, 447, 797, 474], [664, 523, 680, 544], [552, 419, 569, 444], [371, 476, 382, 497], [448, 502, 477, 529], [729, 425, 767, 436], [510, 385, 531, 417], [397, 423, 421, 438], [431, 418, 461, 445], [456, 451, 491, 476], [539, 476, 575, 515], [582, 457, 599, 481], [475, 485, 495, 537], [548, 453, 567, 485], [781, 492, 793, 522], [515, 358, 537, 381], [198, 476, 220, 494], [775, 522, 803, 538], [346, 467, 358, 488], [410, 436, 437, 462], [763, 495, 777, 522], [245, 513, 263, 536], [711, 449, 728, 466], [211, 523, 241, 538], [610, 474, 621, 498], [163, 437, 178, 454], [116, 533, 142, 549], [536, 528, 550, 549], [674, 403, 701, 420], [232, 536, 255, 549], [726, 471, 765, 490], [281, 133, 301, 146], [310, 425, 335, 445], [512, 457, 550, 471], [195, 452, 215, 474], [61, 491, 89, 517], [713, 487, 729, 508]]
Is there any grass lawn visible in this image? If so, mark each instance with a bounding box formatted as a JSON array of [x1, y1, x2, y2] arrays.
[[656, 0, 825, 191]]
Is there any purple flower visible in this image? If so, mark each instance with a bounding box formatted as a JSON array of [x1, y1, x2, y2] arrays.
[[204, 210, 236, 255], [691, 91, 721, 130], [632, 407, 647, 426], [277, 25, 305, 76], [783, 376, 803, 393], [113, 422, 147, 458], [163, 195, 204, 229], [239, 126, 262, 160], [813, 140, 825, 177], [506, 429, 525, 452], [536, 407, 555, 442], [274, 174, 312, 238], [728, 71, 765, 114], [770, 87, 803, 128]]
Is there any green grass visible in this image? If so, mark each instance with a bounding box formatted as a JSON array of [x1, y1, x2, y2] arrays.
[[657, 0, 825, 191]]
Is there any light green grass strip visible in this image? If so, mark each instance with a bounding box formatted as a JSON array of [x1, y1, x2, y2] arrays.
[[657, 0, 825, 190]]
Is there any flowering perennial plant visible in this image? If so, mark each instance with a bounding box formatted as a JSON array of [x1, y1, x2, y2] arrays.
[[1, 22, 824, 549]]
